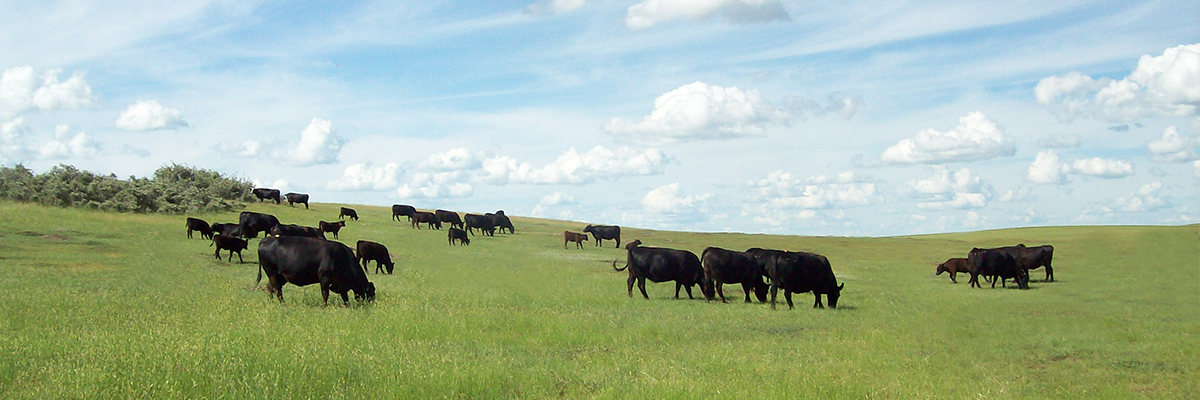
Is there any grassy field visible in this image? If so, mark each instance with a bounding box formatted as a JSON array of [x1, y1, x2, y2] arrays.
[[0, 201, 1196, 399]]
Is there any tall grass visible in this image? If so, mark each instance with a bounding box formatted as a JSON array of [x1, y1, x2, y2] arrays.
[[0, 201, 1196, 398]]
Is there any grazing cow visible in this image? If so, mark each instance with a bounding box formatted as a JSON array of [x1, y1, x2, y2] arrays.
[[936, 257, 971, 283], [701, 247, 769, 303], [356, 240, 395, 274], [238, 211, 280, 239], [392, 204, 417, 222], [411, 211, 440, 229], [256, 236, 376, 306], [210, 222, 241, 238], [746, 248, 844, 309], [994, 244, 1055, 282], [252, 188, 281, 204], [493, 210, 514, 234], [464, 213, 495, 236], [583, 224, 621, 248], [339, 207, 359, 221], [448, 228, 470, 246], [436, 209, 464, 229], [319, 220, 346, 239], [186, 217, 212, 240], [968, 247, 1029, 289], [285, 192, 309, 209], [613, 245, 704, 300], [625, 239, 642, 251], [269, 224, 326, 240], [211, 234, 249, 263], [564, 231, 587, 249]]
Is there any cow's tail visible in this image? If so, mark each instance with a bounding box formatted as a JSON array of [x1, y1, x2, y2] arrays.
[[255, 263, 264, 287], [612, 259, 628, 271]]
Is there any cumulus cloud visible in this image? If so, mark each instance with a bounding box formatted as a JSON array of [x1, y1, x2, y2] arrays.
[[625, 0, 790, 30], [396, 171, 474, 199], [38, 124, 98, 159], [1, 66, 98, 119], [748, 170, 875, 210], [328, 162, 400, 191], [1035, 43, 1200, 122], [1027, 150, 1134, 184], [1027, 150, 1070, 185], [1037, 133, 1081, 149], [1106, 182, 1169, 212], [902, 167, 993, 210], [1, 118, 29, 162], [540, 192, 576, 206], [115, 100, 188, 131], [881, 112, 1016, 164], [524, 0, 585, 15], [480, 146, 669, 184], [281, 118, 344, 166], [215, 140, 263, 158], [1147, 126, 1196, 162], [1194, 160, 1200, 178], [1070, 157, 1134, 178], [424, 147, 483, 171], [642, 183, 712, 214]]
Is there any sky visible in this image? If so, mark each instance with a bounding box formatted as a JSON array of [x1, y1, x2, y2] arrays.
[[1, 0, 1197, 236]]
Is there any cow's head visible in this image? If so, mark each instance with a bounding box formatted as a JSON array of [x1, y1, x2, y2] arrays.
[[827, 283, 845, 308], [753, 278, 769, 303], [625, 239, 642, 251], [384, 262, 395, 275], [582, 225, 594, 233], [700, 279, 715, 300], [936, 263, 947, 275], [355, 282, 377, 303]]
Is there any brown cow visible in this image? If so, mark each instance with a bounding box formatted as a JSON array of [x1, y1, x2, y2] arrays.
[[936, 257, 970, 283], [564, 231, 587, 249], [319, 220, 346, 239]]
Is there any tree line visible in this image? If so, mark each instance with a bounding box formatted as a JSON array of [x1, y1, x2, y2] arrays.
[[0, 163, 255, 214]]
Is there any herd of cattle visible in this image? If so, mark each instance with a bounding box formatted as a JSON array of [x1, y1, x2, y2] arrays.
[[184, 192, 1056, 308]]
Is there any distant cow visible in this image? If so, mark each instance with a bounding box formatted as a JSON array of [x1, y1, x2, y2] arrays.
[[270, 224, 326, 240], [339, 207, 359, 221], [465, 213, 495, 236], [448, 228, 470, 246], [968, 247, 1029, 289], [252, 188, 281, 204], [412, 211, 440, 229], [493, 210, 514, 234], [392, 204, 417, 222], [995, 244, 1055, 282], [256, 236, 376, 306], [436, 209, 464, 229], [238, 211, 280, 239], [701, 247, 769, 303], [564, 231, 587, 249], [746, 248, 844, 309], [211, 234, 249, 263], [613, 245, 704, 300], [319, 220, 346, 239], [210, 222, 241, 238], [285, 192, 309, 209], [583, 224, 621, 248], [356, 240, 395, 274], [937, 257, 971, 283], [186, 217, 212, 240]]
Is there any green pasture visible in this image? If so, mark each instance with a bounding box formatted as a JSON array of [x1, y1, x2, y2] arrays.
[[0, 201, 1196, 398]]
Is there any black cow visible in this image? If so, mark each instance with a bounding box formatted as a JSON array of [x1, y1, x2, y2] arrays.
[[968, 247, 1029, 289], [238, 211, 280, 239], [319, 220, 346, 239], [564, 231, 587, 249], [448, 228, 470, 246], [995, 244, 1055, 282], [392, 204, 417, 222], [270, 224, 326, 240], [356, 240, 395, 274], [493, 210, 514, 234], [936, 257, 971, 283], [583, 224, 621, 248], [252, 188, 281, 204], [701, 247, 768, 303], [210, 222, 241, 238], [186, 217, 212, 240], [625, 239, 642, 251], [285, 192, 309, 209], [256, 236, 376, 306], [411, 211, 440, 229], [746, 248, 844, 309], [464, 213, 495, 236], [613, 245, 704, 300], [211, 234, 249, 263], [436, 209, 464, 229], [339, 207, 359, 221]]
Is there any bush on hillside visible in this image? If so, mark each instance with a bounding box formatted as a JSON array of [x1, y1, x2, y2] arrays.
[[0, 163, 256, 214]]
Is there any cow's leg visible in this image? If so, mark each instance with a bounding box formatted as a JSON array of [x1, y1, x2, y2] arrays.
[[1046, 264, 1053, 282], [769, 284, 779, 310], [228, 251, 234, 262], [340, 292, 351, 307], [188, 229, 193, 239], [320, 280, 331, 306], [236, 251, 243, 263], [626, 275, 635, 297], [813, 293, 824, 309], [683, 284, 694, 299], [674, 282, 682, 299], [716, 282, 728, 303], [950, 271, 958, 283], [637, 278, 649, 299], [214, 248, 221, 260], [784, 291, 794, 310], [741, 282, 752, 303]]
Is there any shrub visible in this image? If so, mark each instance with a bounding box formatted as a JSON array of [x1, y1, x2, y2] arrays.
[[0, 163, 256, 214]]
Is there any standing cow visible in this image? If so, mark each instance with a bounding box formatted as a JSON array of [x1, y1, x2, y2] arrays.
[[448, 228, 470, 246], [583, 224, 621, 248], [392, 204, 417, 222], [613, 245, 704, 300], [356, 240, 395, 274], [411, 211, 440, 229], [967, 247, 1029, 289], [936, 257, 971, 283], [493, 210, 514, 234], [285, 192, 310, 209], [238, 211, 280, 239], [701, 247, 768, 303], [186, 217, 213, 240], [269, 224, 326, 240], [564, 231, 587, 249], [256, 236, 376, 306], [252, 188, 281, 204], [747, 248, 844, 309], [339, 207, 359, 221], [465, 213, 495, 236], [319, 220, 346, 239], [436, 209, 464, 229], [211, 234, 249, 263]]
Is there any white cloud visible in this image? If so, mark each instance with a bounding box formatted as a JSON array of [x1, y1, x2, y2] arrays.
[[625, 0, 790, 30], [606, 82, 782, 145], [480, 146, 668, 184], [524, 0, 585, 16], [904, 167, 992, 209], [328, 162, 400, 191], [424, 147, 483, 171], [215, 139, 262, 158], [748, 170, 875, 210], [642, 182, 712, 214], [38, 124, 97, 159], [1, 66, 98, 119], [1107, 181, 1169, 212], [281, 118, 344, 167], [1194, 160, 1200, 178], [1147, 126, 1196, 162], [1, 118, 29, 162], [395, 171, 474, 199], [1035, 43, 1200, 122], [540, 191, 576, 206], [881, 112, 1016, 164], [1028, 150, 1134, 184], [1037, 133, 1081, 149], [115, 100, 188, 131], [1027, 150, 1070, 185], [251, 179, 290, 193], [997, 186, 1034, 203], [1070, 157, 1134, 178]]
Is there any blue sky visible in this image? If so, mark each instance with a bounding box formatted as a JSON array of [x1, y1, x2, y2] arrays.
[[1, 0, 1197, 236]]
